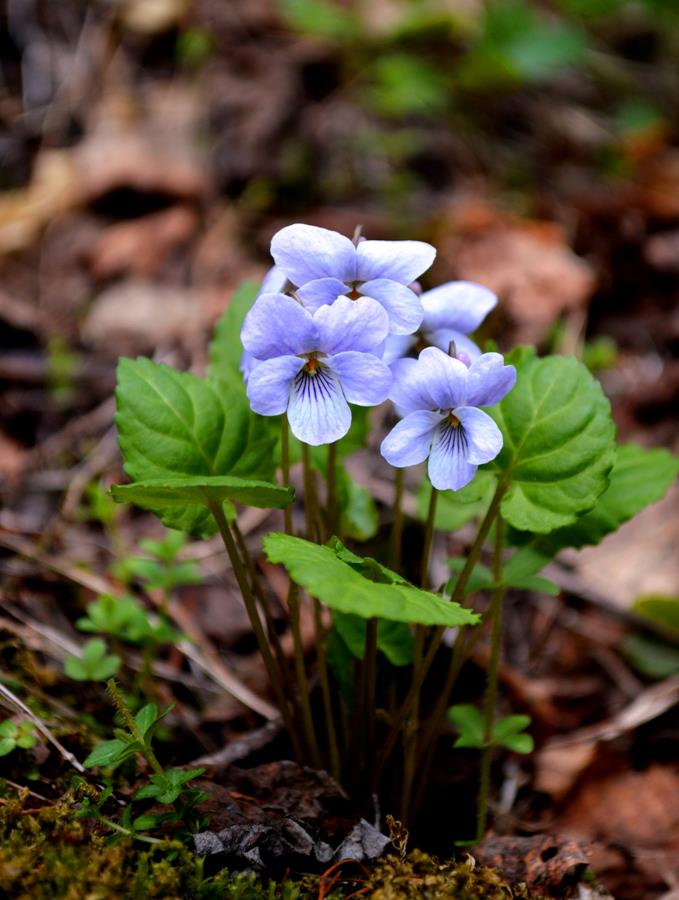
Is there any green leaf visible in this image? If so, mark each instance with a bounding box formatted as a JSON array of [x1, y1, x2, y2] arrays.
[[0, 721, 16, 738], [112, 475, 293, 512], [115, 358, 277, 537], [448, 704, 485, 748], [499, 733, 534, 754], [489, 352, 616, 533], [446, 558, 558, 597], [279, 0, 358, 41], [264, 534, 479, 628], [632, 595, 679, 632], [417, 473, 494, 532], [65, 640, 121, 682], [622, 633, 679, 680], [134, 703, 159, 739], [83, 739, 129, 768], [332, 611, 414, 666], [509, 444, 679, 575], [208, 282, 259, 379], [493, 714, 531, 740], [0, 738, 16, 756]]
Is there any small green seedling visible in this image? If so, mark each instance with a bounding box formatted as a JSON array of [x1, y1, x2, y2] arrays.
[[448, 704, 534, 754], [112, 530, 201, 596], [77, 594, 179, 646], [65, 639, 121, 682], [0, 719, 38, 756]]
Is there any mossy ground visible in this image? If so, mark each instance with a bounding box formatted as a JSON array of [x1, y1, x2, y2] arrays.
[[0, 789, 543, 899]]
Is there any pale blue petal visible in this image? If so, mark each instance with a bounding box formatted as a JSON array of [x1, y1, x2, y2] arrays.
[[454, 407, 503, 465], [296, 278, 349, 312], [421, 281, 497, 334], [428, 421, 477, 491], [360, 279, 424, 335], [328, 351, 392, 405], [271, 224, 356, 286], [427, 328, 482, 362], [314, 295, 389, 354], [246, 356, 303, 415], [388, 357, 437, 414], [382, 334, 416, 367], [240, 350, 260, 384], [380, 410, 442, 468], [466, 353, 516, 407], [258, 265, 288, 297], [416, 347, 469, 409], [241, 293, 318, 359], [355, 240, 436, 285], [287, 364, 351, 445]]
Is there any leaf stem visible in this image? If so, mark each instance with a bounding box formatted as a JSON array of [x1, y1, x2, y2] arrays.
[[421, 485, 438, 590], [301, 443, 322, 542], [313, 597, 341, 781], [208, 500, 303, 759], [476, 514, 506, 843], [391, 468, 405, 572], [326, 441, 337, 540], [288, 582, 322, 767], [281, 417, 293, 535]]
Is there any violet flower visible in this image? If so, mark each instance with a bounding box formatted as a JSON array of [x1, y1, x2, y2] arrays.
[[380, 347, 516, 491], [270, 224, 436, 335], [382, 281, 497, 366], [241, 293, 392, 445]]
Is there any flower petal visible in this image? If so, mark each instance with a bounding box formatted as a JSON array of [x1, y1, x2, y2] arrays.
[[356, 240, 436, 284], [454, 407, 503, 465], [360, 279, 424, 335], [314, 295, 389, 354], [415, 347, 469, 409], [240, 350, 260, 384], [466, 353, 517, 407], [428, 421, 477, 491], [247, 356, 304, 415], [427, 328, 482, 362], [382, 334, 416, 367], [380, 410, 442, 468], [241, 293, 318, 359], [296, 277, 349, 312], [271, 224, 356, 286], [389, 358, 437, 414], [287, 364, 351, 445], [258, 265, 289, 297], [421, 281, 497, 334], [329, 351, 392, 405]]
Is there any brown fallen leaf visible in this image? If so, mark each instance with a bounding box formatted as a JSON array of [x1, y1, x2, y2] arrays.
[[473, 833, 589, 896], [435, 201, 595, 344], [87, 205, 198, 279], [82, 280, 200, 354], [0, 151, 78, 256], [534, 743, 598, 802]]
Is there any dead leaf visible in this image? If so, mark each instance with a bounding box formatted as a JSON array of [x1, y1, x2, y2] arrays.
[[87, 205, 198, 278], [0, 152, 78, 255], [119, 0, 189, 34], [562, 765, 679, 849], [473, 833, 589, 895], [568, 484, 679, 609], [436, 203, 595, 344], [82, 280, 200, 354], [534, 743, 598, 801]]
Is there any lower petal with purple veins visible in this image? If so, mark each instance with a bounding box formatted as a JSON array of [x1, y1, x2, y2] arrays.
[[428, 420, 478, 491], [287, 364, 351, 445], [454, 406, 503, 465], [247, 355, 304, 415], [380, 410, 442, 468]]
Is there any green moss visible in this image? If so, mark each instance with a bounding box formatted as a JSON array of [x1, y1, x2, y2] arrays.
[[364, 850, 535, 899], [0, 789, 303, 899]]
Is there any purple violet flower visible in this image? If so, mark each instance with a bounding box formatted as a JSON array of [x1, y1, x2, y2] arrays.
[[241, 292, 392, 445], [382, 281, 497, 366], [270, 224, 436, 336], [380, 347, 516, 491]]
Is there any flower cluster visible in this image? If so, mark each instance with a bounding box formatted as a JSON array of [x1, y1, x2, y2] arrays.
[[240, 223, 515, 487]]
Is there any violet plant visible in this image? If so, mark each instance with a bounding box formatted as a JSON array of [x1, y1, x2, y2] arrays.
[[106, 223, 679, 839]]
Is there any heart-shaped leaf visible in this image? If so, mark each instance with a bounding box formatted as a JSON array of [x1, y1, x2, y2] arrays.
[[112, 475, 293, 511]]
